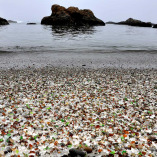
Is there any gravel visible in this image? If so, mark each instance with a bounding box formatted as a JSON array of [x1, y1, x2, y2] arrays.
[[0, 67, 157, 156]]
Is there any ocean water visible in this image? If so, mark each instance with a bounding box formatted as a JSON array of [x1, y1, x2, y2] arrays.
[[0, 23, 157, 53], [0, 23, 157, 69]]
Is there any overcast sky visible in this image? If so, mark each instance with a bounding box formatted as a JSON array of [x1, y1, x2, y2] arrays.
[[0, 0, 157, 23]]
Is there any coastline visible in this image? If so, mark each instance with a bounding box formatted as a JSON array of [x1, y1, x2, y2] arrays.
[[0, 66, 157, 156], [0, 51, 157, 70], [1, 2, 157, 156]]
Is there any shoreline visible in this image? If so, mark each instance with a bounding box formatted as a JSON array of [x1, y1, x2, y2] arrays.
[[0, 67, 157, 156], [0, 51, 157, 70]]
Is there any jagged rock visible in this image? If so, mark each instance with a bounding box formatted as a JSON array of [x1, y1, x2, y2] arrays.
[[41, 4, 105, 26], [118, 18, 152, 27], [0, 17, 9, 25]]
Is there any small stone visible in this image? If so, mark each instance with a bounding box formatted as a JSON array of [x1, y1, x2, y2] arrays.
[[69, 148, 86, 157], [8, 138, 14, 144], [4, 147, 12, 154], [148, 136, 157, 142], [60, 143, 66, 147], [137, 145, 143, 149], [130, 143, 136, 148], [80, 145, 92, 153], [67, 141, 72, 146], [0, 152, 4, 157]]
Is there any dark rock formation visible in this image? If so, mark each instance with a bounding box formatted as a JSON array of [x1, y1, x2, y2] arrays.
[[0, 17, 9, 25], [117, 18, 152, 27], [27, 23, 36, 25], [153, 24, 157, 28], [41, 4, 105, 26]]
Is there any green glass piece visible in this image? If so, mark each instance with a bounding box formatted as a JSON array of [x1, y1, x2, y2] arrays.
[[7, 134, 11, 137], [26, 104, 30, 108], [68, 145, 72, 148], [121, 136, 125, 140], [110, 151, 115, 154], [66, 122, 70, 126], [122, 150, 126, 154], [20, 136, 23, 140], [130, 127, 133, 130], [61, 119, 65, 122]]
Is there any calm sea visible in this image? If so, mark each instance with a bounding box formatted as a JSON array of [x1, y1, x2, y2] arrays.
[[0, 23, 157, 53], [0, 23, 157, 69]]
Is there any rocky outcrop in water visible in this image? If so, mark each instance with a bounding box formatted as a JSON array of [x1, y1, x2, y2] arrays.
[[153, 24, 157, 28], [27, 23, 36, 25], [0, 17, 9, 25], [118, 18, 152, 27], [41, 4, 105, 26]]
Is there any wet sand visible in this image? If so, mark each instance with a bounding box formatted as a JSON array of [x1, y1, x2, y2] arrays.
[[0, 66, 157, 156], [0, 51, 157, 69]]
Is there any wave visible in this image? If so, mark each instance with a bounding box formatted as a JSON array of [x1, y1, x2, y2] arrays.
[[16, 20, 24, 23]]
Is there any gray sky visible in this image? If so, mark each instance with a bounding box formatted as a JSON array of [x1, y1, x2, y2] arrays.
[[0, 0, 157, 23]]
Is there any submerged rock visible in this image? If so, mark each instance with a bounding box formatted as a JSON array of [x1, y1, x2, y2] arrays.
[[0, 17, 9, 25], [41, 4, 105, 26], [118, 18, 152, 27]]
